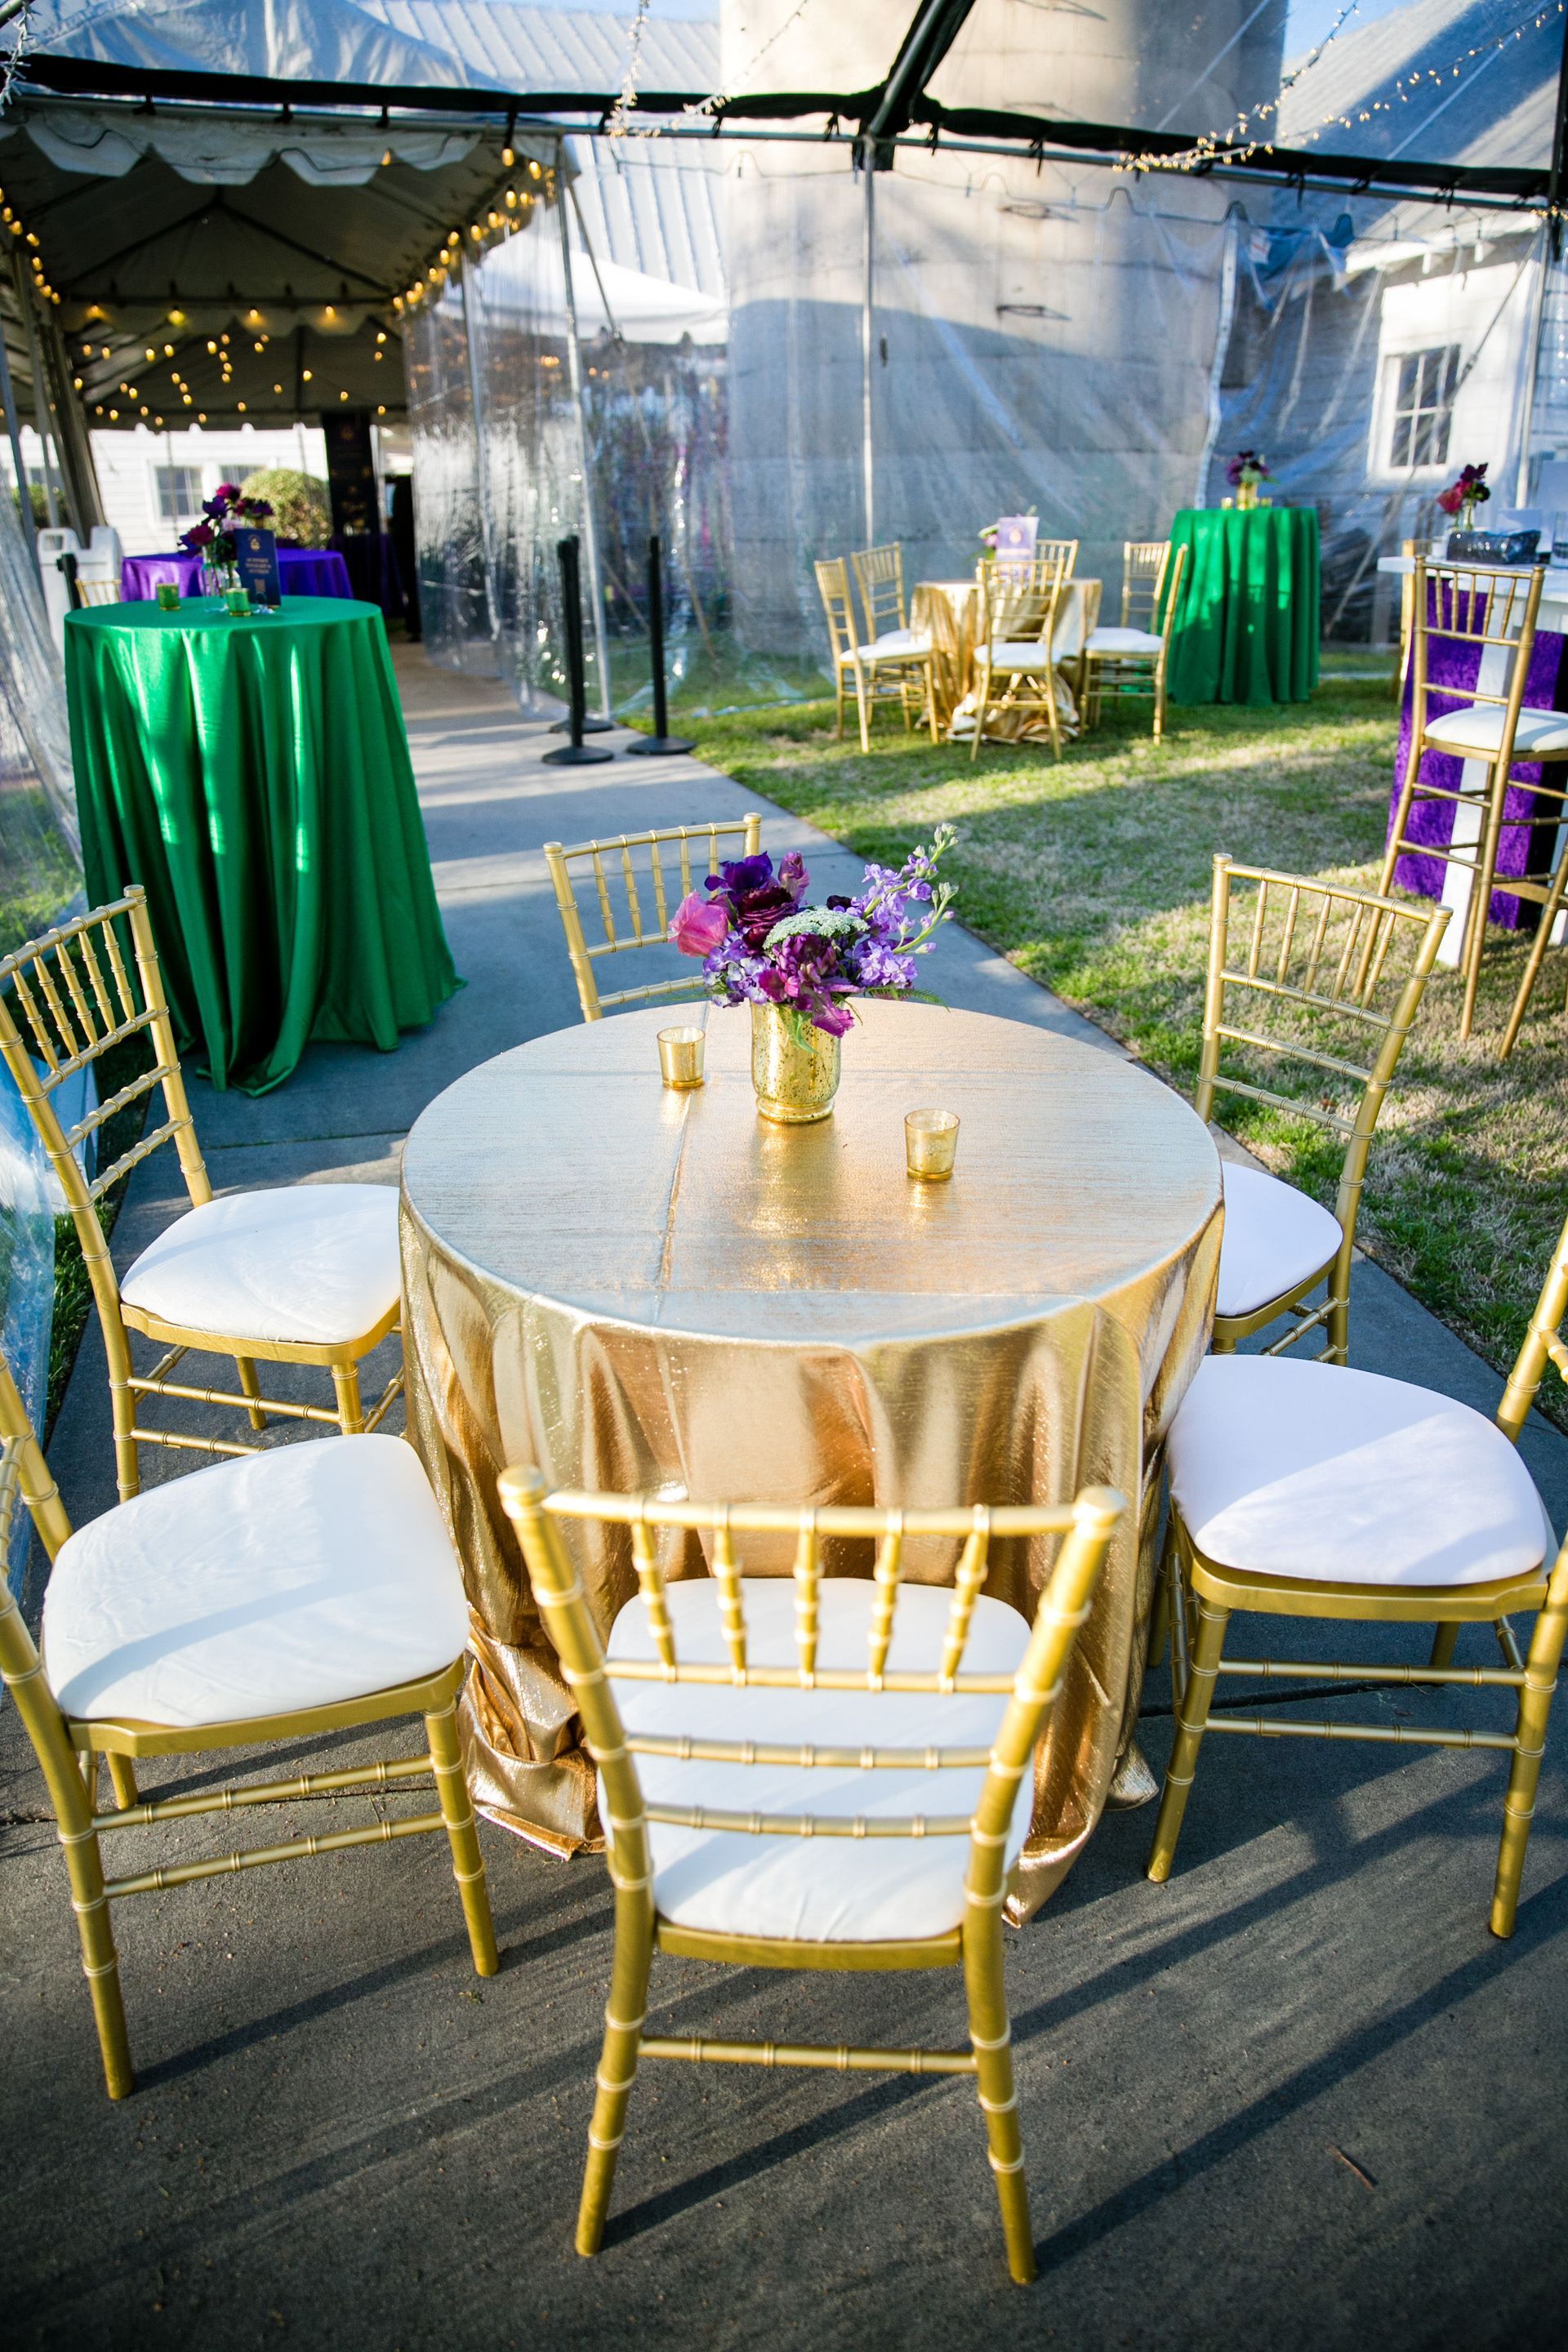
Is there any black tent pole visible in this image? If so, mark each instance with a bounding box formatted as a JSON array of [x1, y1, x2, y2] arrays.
[[625, 534, 694, 757], [542, 535, 613, 767]]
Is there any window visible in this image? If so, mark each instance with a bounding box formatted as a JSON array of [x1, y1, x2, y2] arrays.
[[154, 466, 205, 522], [1389, 346, 1460, 470]]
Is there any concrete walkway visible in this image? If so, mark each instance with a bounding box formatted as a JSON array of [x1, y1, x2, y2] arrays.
[[4, 647, 1566, 2350]]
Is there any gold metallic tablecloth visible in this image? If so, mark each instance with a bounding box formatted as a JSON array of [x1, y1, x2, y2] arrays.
[[400, 999, 1221, 1920], [911, 577, 1103, 741]]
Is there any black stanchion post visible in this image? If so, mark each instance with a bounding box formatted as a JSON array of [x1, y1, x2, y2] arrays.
[[543, 535, 613, 768], [625, 533, 695, 757], [548, 531, 613, 735]]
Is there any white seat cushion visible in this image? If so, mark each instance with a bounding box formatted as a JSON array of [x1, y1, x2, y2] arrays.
[[1216, 1165, 1343, 1319], [861, 627, 931, 659], [985, 641, 1056, 670], [120, 1183, 399, 1346], [608, 1578, 1033, 1943], [42, 1437, 470, 1726], [1169, 1355, 1552, 1588], [1422, 702, 1568, 756], [1085, 625, 1164, 655]]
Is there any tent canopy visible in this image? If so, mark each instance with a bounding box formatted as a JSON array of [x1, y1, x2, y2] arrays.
[[11, 0, 1566, 207]]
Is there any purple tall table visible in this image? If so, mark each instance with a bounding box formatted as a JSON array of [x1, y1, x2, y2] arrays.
[[121, 547, 354, 602], [1384, 564, 1568, 957]]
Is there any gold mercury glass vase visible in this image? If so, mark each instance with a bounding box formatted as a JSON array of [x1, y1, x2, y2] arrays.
[[1236, 478, 1258, 511], [750, 1000, 842, 1124]]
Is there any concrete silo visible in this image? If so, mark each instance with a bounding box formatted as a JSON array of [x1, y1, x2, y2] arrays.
[[721, 0, 1287, 652]]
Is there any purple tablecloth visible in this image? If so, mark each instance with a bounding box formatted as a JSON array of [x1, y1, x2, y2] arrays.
[[121, 547, 354, 602], [1388, 594, 1568, 929], [330, 531, 403, 621]]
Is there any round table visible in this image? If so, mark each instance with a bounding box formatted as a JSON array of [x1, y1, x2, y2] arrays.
[[120, 547, 354, 603], [911, 577, 1102, 741], [400, 998, 1222, 1919], [65, 596, 458, 1095], [1164, 506, 1320, 706]]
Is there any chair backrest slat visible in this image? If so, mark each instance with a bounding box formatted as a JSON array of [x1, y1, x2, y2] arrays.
[[978, 550, 1071, 650], [851, 543, 908, 643], [499, 1477, 1122, 1893], [0, 890, 213, 1239], [1121, 539, 1169, 629], [544, 815, 764, 1021], [1197, 855, 1450, 1238], [815, 558, 860, 666]]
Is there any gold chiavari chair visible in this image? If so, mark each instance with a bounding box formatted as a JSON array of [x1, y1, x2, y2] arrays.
[[1146, 1204, 1568, 1937], [1076, 541, 1188, 742], [815, 555, 938, 755], [970, 550, 1072, 760], [0, 891, 403, 1503], [1013, 537, 1078, 581], [1198, 858, 1450, 1367], [0, 1348, 498, 2098], [545, 815, 762, 1022], [1380, 554, 1568, 1040], [499, 1468, 1122, 2283]]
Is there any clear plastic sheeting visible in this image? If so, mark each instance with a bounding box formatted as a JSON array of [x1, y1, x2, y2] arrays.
[[1214, 196, 1545, 642], [0, 1059, 52, 1598], [0, 465, 78, 953]]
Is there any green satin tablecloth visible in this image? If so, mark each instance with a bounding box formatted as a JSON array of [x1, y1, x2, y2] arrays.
[[1165, 506, 1320, 706], [65, 596, 458, 1094]]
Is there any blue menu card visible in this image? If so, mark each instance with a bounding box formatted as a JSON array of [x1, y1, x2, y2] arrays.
[[236, 527, 282, 608]]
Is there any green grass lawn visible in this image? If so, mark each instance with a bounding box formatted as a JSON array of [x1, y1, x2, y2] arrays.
[[670, 669, 1568, 1430]]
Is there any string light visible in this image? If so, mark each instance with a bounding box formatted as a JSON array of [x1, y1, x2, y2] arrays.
[[1118, 0, 1567, 181]]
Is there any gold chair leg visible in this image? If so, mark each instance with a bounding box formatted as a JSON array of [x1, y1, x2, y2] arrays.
[[1428, 1622, 1460, 1669], [55, 1785, 133, 2097], [234, 1355, 267, 1433], [855, 667, 871, 755], [1326, 1248, 1352, 1368], [1153, 668, 1166, 745], [425, 1698, 500, 1977], [963, 1907, 1034, 2285], [1209, 1321, 1236, 1355], [332, 1362, 366, 1437], [1379, 728, 1427, 899], [1491, 1563, 1568, 1937], [925, 660, 939, 745], [834, 672, 845, 740], [105, 1753, 139, 1810], [971, 662, 990, 763], [576, 1886, 654, 2256], [1459, 766, 1507, 1045], [1499, 852, 1568, 1059], [1147, 1594, 1230, 1883], [1147, 1513, 1177, 1672]]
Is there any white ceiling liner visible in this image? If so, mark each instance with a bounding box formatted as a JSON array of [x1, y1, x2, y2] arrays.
[[2, 103, 482, 185]]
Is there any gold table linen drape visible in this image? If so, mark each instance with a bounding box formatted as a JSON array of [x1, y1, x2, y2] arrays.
[[400, 1000, 1221, 1921], [911, 577, 1103, 742]]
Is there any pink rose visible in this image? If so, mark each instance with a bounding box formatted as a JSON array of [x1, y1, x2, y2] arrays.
[[669, 892, 728, 958], [1437, 485, 1463, 516]]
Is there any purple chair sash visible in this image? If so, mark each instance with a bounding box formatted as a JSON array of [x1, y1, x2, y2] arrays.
[[1388, 589, 1568, 929]]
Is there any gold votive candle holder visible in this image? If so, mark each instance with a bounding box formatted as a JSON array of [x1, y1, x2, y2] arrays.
[[905, 1107, 960, 1181], [155, 581, 180, 612], [657, 1025, 705, 1089]]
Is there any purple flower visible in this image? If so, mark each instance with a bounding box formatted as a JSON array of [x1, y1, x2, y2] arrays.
[[214, 480, 243, 503], [670, 891, 729, 958], [706, 849, 808, 951]]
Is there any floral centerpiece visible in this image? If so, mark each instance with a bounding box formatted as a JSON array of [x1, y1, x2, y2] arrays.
[[1437, 461, 1490, 533], [1226, 450, 1271, 510], [669, 829, 958, 1121], [180, 480, 274, 599]]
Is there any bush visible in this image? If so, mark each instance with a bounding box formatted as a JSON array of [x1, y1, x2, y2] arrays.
[[11, 483, 50, 526], [240, 468, 332, 547]]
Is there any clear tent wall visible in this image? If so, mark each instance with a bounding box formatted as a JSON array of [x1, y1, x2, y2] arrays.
[[408, 179, 1558, 715]]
